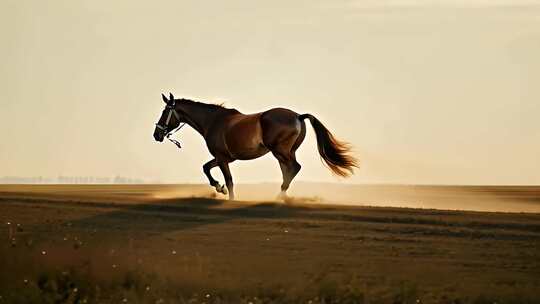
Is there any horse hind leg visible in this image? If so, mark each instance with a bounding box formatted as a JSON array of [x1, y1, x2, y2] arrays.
[[266, 118, 305, 201], [275, 129, 305, 200], [276, 157, 301, 200], [271, 141, 302, 200]]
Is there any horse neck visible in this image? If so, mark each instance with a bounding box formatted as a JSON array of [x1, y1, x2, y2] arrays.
[[176, 101, 223, 136]]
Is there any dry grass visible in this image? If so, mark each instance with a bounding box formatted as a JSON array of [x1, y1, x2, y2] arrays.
[[0, 185, 539, 303]]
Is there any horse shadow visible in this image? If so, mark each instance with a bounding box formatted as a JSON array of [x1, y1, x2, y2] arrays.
[[68, 197, 315, 236]]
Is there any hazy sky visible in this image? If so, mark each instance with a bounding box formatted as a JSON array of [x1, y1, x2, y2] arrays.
[[1, 0, 539, 185]]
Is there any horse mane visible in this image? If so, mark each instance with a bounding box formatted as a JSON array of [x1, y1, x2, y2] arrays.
[[180, 98, 229, 111], [211, 102, 226, 108]]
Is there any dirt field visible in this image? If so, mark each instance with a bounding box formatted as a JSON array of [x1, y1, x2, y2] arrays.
[[1, 184, 539, 303]]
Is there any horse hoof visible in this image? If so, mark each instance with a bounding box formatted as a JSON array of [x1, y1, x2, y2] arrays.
[[277, 191, 288, 201], [216, 185, 228, 195]]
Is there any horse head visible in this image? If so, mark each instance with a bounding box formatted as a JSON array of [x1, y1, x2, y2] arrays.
[[153, 93, 182, 142]]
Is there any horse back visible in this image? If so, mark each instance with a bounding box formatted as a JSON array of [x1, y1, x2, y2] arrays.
[[212, 108, 302, 160]]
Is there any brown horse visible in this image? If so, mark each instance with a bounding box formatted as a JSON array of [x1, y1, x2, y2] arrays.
[[153, 93, 358, 200]]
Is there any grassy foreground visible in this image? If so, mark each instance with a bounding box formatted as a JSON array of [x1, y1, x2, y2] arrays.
[[0, 185, 539, 303]]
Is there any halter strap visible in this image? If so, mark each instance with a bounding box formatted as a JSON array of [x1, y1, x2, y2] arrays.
[[164, 107, 180, 125], [166, 122, 186, 138], [156, 107, 180, 131], [156, 105, 185, 149]]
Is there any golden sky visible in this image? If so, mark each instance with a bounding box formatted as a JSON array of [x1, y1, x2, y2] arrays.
[[1, 0, 539, 184]]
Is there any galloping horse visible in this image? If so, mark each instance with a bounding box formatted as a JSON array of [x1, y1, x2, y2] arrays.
[[153, 93, 358, 200]]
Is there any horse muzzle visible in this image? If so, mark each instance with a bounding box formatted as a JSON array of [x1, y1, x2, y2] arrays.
[[153, 130, 165, 142]]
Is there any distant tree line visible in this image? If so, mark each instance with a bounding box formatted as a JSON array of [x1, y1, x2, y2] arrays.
[[0, 175, 146, 184]]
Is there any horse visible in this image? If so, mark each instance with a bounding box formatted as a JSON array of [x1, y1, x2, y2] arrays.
[[153, 93, 358, 200]]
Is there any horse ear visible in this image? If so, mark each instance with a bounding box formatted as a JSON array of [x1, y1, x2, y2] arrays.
[[161, 93, 168, 103], [169, 93, 174, 101]]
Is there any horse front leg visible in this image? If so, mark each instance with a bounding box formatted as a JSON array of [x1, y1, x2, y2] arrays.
[[203, 159, 227, 195], [218, 161, 235, 200]]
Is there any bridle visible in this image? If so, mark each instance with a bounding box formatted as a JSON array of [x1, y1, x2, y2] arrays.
[[155, 104, 186, 149]]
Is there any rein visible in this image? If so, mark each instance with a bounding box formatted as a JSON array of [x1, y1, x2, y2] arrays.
[[166, 122, 186, 149], [155, 105, 186, 149]]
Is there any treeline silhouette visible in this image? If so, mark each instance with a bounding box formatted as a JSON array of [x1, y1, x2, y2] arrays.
[[0, 175, 146, 184]]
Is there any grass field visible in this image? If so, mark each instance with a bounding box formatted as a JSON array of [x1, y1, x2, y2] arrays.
[[0, 184, 539, 303]]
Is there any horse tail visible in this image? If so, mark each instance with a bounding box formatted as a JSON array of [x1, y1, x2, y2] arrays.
[[299, 114, 359, 177]]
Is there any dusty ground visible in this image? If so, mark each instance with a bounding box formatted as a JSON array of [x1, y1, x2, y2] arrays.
[[0, 184, 539, 303]]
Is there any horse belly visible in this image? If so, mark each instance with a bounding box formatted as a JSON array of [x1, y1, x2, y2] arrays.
[[232, 143, 269, 160], [226, 116, 269, 160]]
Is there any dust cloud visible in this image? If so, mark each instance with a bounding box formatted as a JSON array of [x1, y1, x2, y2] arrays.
[[151, 183, 540, 213]]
